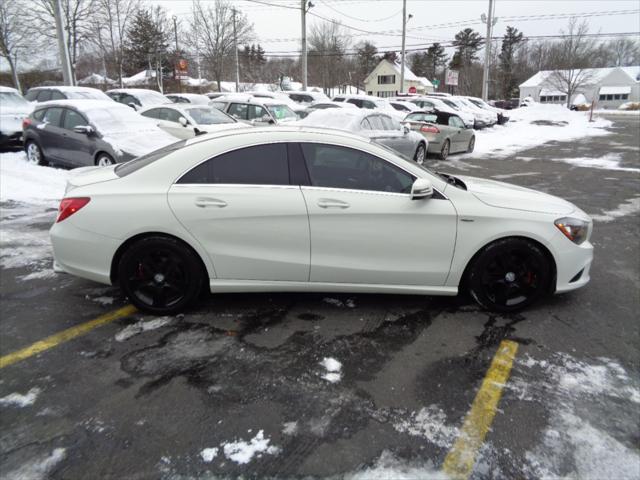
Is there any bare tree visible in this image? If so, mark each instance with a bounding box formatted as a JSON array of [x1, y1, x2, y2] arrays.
[[25, 0, 96, 83], [0, 1, 31, 91], [307, 19, 351, 92], [188, 0, 253, 92], [90, 0, 140, 87], [547, 18, 597, 108], [607, 37, 640, 67]]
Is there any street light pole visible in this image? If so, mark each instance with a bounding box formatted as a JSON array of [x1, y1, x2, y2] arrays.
[[481, 0, 497, 101], [53, 0, 74, 86], [233, 8, 240, 93], [301, 1, 313, 91], [173, 16, 181, 93], [399, 0, 406, 94]]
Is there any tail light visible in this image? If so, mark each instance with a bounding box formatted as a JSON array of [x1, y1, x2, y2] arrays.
[[22, 117, 32, 129], [420, 125, 440, 134], [57, 197, 90, 223]]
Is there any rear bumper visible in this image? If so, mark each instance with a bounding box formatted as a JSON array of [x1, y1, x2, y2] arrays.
[[0, 131, 22, 147]]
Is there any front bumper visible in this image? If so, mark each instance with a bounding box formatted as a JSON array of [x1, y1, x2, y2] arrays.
[[552, 235, 594, 293]]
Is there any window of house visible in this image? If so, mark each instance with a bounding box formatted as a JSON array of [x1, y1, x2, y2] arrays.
[[378, 75, 396, 85]]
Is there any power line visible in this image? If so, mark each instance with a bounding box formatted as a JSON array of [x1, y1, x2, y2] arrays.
[[317, 0, 402, 22]]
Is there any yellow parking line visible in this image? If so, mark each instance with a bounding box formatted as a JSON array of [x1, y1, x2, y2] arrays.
[[0, 305, 137, 369], [442, 339, 519, 480]]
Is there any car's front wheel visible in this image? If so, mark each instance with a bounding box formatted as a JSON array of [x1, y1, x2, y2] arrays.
[[96, 153, 115, 167], [467, 238, 552, 312], [118, 236, 204, 315], [413, 143, 426, 165], [25, 140, 47, 166]]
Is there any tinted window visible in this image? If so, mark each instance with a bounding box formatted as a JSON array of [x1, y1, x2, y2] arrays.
[[178, 144, 289, 185], [247, 105, 267, 120], [63, 109, 87, 130], [122, 94, 141, 106], [141, 108, 162, 119], [159, 108, 182, 123], [25, 90, 39, 101], [333, 97, 345, 102], [346, 99, 362, 108], [392, 103, 408, 111], [228, 103, 248, 120], [51, 90, 66, 100], [362, 100, 376, 109], [32, 109, 46, 121], [37, 90, 52, 102], [43, 107, 64, 127], [300, 143, 414, 194]]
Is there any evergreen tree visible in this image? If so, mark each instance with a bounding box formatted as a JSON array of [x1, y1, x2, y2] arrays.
[[450, 28, 483, 68], [124, 7, 170, 75], [498, 26, 525, 98], [355, 41, 379, 87], [425, 43, 448, 79]]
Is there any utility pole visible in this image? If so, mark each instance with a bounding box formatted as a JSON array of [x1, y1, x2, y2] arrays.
[[53, 0, 74, 85], [173, 15, 181, 93], [481, 0, 497, 101], [399, 0, 406, 94], [301, 0, 307, 91], [233, 8, 240, 93]]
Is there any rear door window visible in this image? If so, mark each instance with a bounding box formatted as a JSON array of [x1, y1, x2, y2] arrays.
[[346, 99, 363, 108], [37, 90, 52, 102], [228, 103, 248, 120], [178, 144, 289, 185], [43, 107, 64, 127], [140, 108, 162, 119], [50, 90, 66, 100], [25, 90, 39, 101]]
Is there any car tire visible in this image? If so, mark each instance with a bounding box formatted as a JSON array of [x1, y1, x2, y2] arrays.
[[95, 153, 115, 167], [439, 139, 450, 160], [413, 143, 426, 165], [467, 136, 475, 153], [467, 238, 551, 313], [25, 140, 47, 166], [118, 236, 204, 315]]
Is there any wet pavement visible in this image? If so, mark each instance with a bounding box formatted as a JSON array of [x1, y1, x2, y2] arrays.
[[1, 114, 639, 479]]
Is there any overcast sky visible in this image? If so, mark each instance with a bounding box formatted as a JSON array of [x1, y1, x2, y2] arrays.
[[150, 0, 640, 56]]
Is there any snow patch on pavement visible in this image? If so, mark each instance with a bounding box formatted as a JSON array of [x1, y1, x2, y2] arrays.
[[343, 450, 448, 480], [549, 153, 640, 172], [282, 421, 298, 435], [320, 356, 343, 383], [0, 387, 41, 407], [115, 317, 173, 342], [4, 448, 66, 480], [200, 447, 218, 462], [221, 430, 280, 464], [590, 197, 640, 222], [393, 405, 458, 448]]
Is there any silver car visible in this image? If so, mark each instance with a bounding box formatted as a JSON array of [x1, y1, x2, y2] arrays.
[[297, 109, 427, 163]]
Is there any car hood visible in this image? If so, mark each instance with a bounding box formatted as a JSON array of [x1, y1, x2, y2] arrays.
[[101, 129, 176, 157], [457, 175, 576, 215]]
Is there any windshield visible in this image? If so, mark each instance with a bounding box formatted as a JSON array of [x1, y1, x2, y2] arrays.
[[266, 104, 297, 120], [0, 91, 29, 108], [442, 99, 460, 110], [468, 98, 486, 109], [65, 90, 110, 100], [186, 107, 235, 125], [86, 106, 158, 134]]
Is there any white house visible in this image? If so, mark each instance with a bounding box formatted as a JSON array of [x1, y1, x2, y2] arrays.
[[364, 59, 435, 98], [519, 66, 640, 108]]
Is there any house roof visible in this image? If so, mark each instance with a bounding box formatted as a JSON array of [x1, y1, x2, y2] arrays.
[[364, 59, 432, 86], [520, 66, 640, 88]]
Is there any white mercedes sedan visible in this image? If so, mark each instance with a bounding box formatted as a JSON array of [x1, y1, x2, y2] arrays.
[[50, 128, 593, 315]]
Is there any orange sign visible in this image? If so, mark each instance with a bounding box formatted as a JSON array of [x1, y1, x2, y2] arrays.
[[178, 59, 188, 71]]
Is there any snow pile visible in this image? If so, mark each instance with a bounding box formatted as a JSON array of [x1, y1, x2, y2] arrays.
[[343, 450, 448, 480], [467, 104, 613, 158], [590, 197, 640, 222], [115, 317, 173, 342], [200, 447, 218, 462], [3, 448, 66, 480], [221, 430, 280, 464], [0, 387, 41, 407], [0, 152, 68, 205], [282, 421, 298, 436], [320, 357, 343, 383], [512, 354, 640, 479], [393, 405, 458, 449]]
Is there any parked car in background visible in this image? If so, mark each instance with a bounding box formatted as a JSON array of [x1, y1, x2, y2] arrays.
[[403, 110, 475, 160], [389, 100, 421, 113], [409, 96, 475, 128], [491, 98, 519, 110], [139, 104, 246, 139], [211, 94, 299, 125], [434, 96, 496, 129], [205, 92, 227, 100], [237, 90, 306, 113], [23, 100, 176, 167], [0, 86, 33, 147], [50, 126, 594, 315], [24, 86, 111, 103], [461, 96, 509, 125], [297, 108, 427, 163], [106, 88, 172, 110], [165, 93, 211, 105], [285, 90, 330, 105], [297, 101, 358, 119]]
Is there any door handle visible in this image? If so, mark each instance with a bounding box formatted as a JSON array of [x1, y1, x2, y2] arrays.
[[317, 199, 350, 209], [195, 197, 227, 208]]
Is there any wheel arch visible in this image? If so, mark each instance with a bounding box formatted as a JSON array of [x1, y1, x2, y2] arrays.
[[110, 231, 210, 285], [94, 150, 114, 165], [459, 235, 557, 294]]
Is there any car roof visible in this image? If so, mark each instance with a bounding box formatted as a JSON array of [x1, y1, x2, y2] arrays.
[[106, 88, 164, 95], [0, 86, 20, 93], [33, 99, 128, 111], [28, 86, 106, 93]]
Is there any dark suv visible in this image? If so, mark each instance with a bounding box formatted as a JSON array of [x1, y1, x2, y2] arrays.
[[24, 86, 111, 103]]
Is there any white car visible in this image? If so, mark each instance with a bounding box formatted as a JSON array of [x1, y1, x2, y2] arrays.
[[0, 86, 33, 147], [389, 100, 421, 113], [410, 96, 475, 128], [106, 88, 172, 111], [165, 93, 212, 105], [285, 91, 330, 105], [50, 127, 593, 315], [451, 97, 498, 128], [211, 94, 299, 125], [139, 104, 247, 139]]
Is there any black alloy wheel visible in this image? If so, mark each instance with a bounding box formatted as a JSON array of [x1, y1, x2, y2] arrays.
[[119, 236, 203, 315], [467, 238, 551, 312]]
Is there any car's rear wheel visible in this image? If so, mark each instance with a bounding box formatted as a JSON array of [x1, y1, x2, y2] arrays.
[[118, 236, 204, 315], [413, 143, 426, 165], [25, 141, 47, 166], [440, 139, 450, 160], [96, 153, 115, 167], [467, 136, 475, 153], [467, 238, 551, 313]]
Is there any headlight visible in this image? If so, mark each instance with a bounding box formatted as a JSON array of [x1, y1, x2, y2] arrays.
[[554, 217, 590, 245]]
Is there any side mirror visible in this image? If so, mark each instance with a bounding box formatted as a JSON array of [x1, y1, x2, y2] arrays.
[[179, 116, 188, 127], [73, 125, 94, 135], [411, 178, 433, 200]]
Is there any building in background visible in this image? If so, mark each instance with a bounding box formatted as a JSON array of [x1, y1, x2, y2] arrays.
[[364, 59, 434, 98], [519, 66, 640, 108]]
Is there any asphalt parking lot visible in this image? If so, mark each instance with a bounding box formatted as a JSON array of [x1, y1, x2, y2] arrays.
[[1, 115, 639, 479]]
